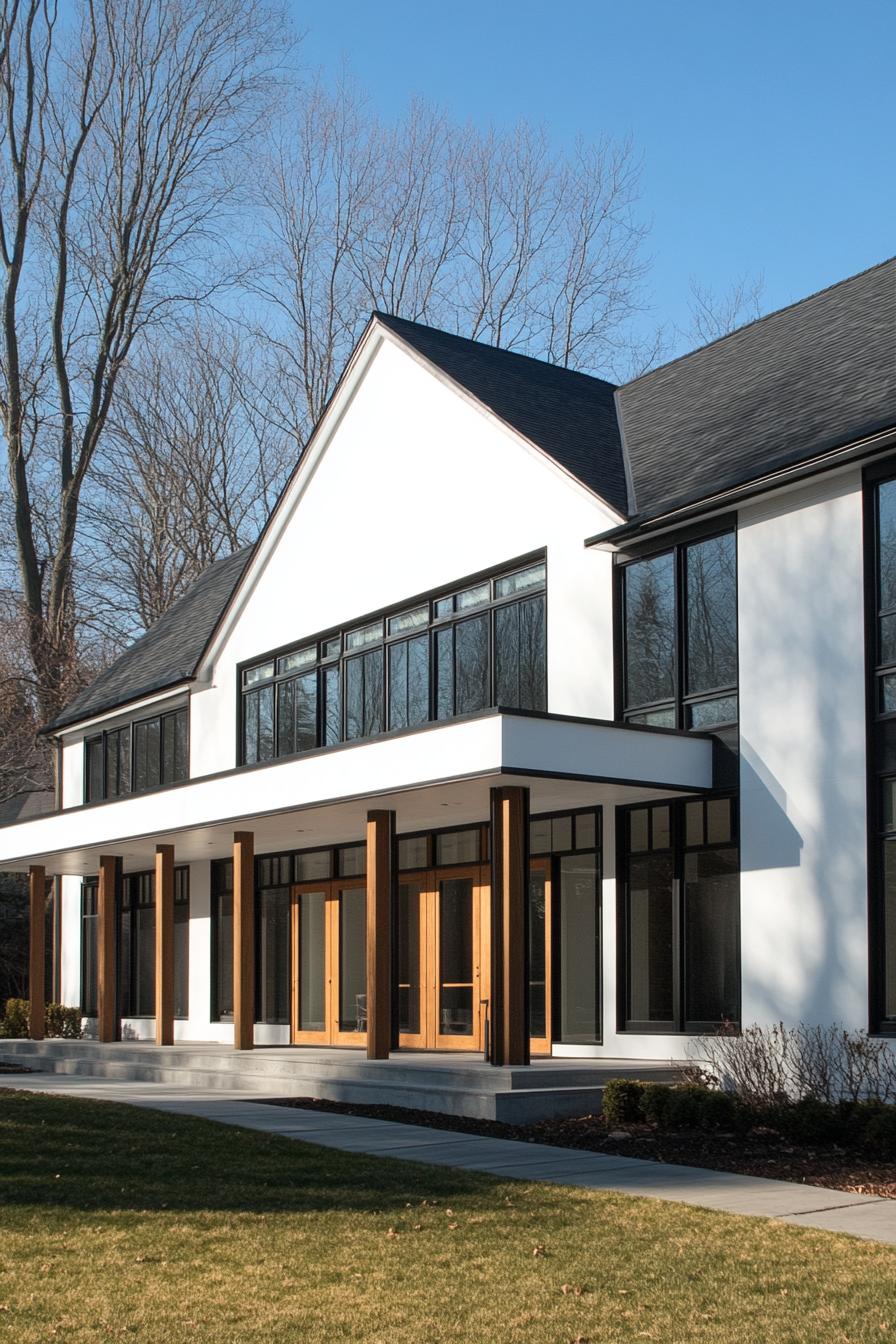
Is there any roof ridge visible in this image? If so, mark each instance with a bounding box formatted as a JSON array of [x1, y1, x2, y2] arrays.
[[373, 311, 618, 392], [622, 254, 896, 388]]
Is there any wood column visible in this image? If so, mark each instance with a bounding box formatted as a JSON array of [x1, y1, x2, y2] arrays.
[[232, 831, 255, 1051], [154, 844, 175, 1046], [97, 855, 121, 1043], [365, 809, 395, 1060], [28, 865, 46, 1040], [489, 786, 530, 1066]]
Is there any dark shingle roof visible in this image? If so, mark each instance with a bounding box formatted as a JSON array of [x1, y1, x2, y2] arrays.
[[46, 547, 253, 732], [375, 313, 628, 514], [616, 258, 896, 523]]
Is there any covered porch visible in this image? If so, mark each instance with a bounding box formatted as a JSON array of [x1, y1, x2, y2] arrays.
[[0, 709, 715, 1072]]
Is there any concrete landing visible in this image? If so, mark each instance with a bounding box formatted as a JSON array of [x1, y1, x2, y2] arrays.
[[2, 1073, 894, 1246], [0, 1039, 678, 1122]]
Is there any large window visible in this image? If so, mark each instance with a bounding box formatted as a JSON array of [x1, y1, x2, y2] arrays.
[[81, 869, 189, 1019], [85, 706, 188, 802], [868, 472, 896, 1032], [240, 559, 547, 765], [620, 530, 737, 730], [620, 797, 739, 1032]]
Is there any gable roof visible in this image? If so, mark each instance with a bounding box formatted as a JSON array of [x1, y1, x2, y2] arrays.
[[374, 313, 628, 514], [615, 257, 896, 525], [45, 547, 253, 733]]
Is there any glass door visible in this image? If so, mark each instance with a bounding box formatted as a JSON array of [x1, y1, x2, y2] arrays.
[[396, 866, 487, 1051], [291, 881, 367, 1046]]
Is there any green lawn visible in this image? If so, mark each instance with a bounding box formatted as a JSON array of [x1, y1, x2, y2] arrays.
[[0, 1089, 894, 1343]]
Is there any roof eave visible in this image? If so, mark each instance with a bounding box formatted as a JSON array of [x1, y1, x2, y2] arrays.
[[585, 422, 896, 550]]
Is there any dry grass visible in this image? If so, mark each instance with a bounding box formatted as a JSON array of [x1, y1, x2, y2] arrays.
[[0, 1088, 894, 1343]]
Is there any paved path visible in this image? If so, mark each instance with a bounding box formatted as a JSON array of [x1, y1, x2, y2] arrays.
[[3, 1072, 895, 1246]]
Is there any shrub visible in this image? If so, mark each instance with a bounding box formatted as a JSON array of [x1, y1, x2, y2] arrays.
[[0, 998, 30, 1038], [687, 1021, 896, 1106], [45, 1003, 83, 1039], [861, 1107, 896, 1159], [0, 999, 83, 1040], [663, 1086, 707, 1130], [697, 1087, 747, 1133], [776, 1096, 843, 1145], [601, 1079, 646, 1126], [640, 1082, 672, 1126]]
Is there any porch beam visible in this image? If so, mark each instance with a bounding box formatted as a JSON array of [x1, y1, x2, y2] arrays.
[[365, 809, 395, 1060], [489, 785, 530, 1067], [154, 844, 175, 1046], [233, 831, 255, 1050], [28, 865, 46, 1040], [97, 855, 121, 1043]]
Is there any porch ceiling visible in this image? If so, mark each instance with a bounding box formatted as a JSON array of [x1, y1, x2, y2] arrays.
[[0, 710, 714, 875]]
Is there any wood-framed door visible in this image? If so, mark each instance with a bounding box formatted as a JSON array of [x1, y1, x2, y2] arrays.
[[397, 865, 488, 1052], [291, 879, 367, 1047]]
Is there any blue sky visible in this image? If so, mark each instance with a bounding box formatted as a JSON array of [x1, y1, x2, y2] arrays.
[[290, 0, 894, 347]]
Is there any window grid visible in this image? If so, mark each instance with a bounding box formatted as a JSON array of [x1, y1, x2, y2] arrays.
[[619, 796, 740, 1034], [84, 706, 188, 803], [240, 559, 547, 765], [868, 471, 896, 1032], [617, 530, 738, 732]]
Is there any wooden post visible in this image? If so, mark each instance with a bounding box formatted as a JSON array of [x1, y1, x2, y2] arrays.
[[155, 844, 175, 1046], [233, 831, 255, 1051], [489, 786, 530, 1066], [97, 855, 121, 1043], [28, 865, 46, 1040], [365, 810, 395, 1060]]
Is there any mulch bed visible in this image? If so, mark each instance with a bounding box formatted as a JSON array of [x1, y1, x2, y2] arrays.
[[0, 1062, 31, 1073], [268, 1095, 896, 1200]]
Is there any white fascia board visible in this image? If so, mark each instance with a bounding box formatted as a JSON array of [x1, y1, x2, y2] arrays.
[[55, 685, 191, 741], [195, 324, 386, 679], [380, 326, 628, 525], [500, 715, 713, 792], [0, 713, 713, 870], [196, 319, 625, 679]]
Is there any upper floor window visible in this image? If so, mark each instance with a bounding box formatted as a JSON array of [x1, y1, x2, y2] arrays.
[[868, 471, 896, 1032], [620, 529, 737, 730], [240, 560, 547, 765], [85, 706, 188, 803]]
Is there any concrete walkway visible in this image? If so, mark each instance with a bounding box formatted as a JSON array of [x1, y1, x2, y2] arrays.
[[3, 1072, 896, 1246]]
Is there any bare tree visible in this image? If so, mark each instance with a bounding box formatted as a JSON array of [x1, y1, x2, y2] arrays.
[[82, 323, 295, 642], [0, 0, 286, 735], [251, 78, 651, 440], [687, 272, 766, 346]]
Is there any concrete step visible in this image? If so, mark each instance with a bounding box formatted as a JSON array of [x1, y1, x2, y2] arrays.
[[0, 1039, 677, 1123]]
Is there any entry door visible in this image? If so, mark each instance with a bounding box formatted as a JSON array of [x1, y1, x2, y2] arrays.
[[397, 866, 488, 1051], [291, 880, 367, 1046]]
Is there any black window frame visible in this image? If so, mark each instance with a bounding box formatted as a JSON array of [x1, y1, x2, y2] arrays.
[[865, 460, 896, 1035], [118, 866, 190, 1020], [615, 521, 738, 733], [238, 554, 548, 766], [82, 705, 189, 803], [617, 794, 740, 1034]]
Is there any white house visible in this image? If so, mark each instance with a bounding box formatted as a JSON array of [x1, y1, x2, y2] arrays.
[[1, 258, 895, 1080]]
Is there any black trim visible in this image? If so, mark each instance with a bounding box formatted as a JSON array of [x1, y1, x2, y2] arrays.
[[586, 426, 896, 550], [863, 457, 896, 1035], [236, 554, 548, 768]]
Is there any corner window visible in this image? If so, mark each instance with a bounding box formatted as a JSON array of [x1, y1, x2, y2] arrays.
[[239, 558, 547, 764], [620, 531, 737, 731], [620, 797, 740, 1032]]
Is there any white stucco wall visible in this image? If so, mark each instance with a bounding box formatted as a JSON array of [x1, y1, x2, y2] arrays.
[[738, 472, 869, 1030], [190, 335, 619, 778]]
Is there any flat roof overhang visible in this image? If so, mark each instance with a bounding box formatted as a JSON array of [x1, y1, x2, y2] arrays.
[[0, 710, 716, 876]]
